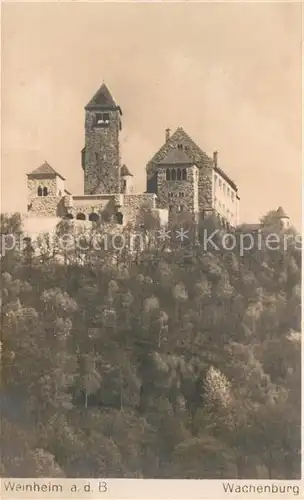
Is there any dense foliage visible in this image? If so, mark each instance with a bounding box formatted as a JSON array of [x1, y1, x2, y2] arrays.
[[0, 212, 301, 478]]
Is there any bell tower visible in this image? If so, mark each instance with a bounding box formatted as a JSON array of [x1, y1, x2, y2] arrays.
[[82, 83, 122, 194]]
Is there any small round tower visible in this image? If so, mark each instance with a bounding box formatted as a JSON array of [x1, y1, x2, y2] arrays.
[[120, 164, 134, 194], [276, 206, 290, 229]]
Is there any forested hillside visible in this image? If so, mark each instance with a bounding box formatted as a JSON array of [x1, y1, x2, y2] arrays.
[[0, 212, 301, 479]]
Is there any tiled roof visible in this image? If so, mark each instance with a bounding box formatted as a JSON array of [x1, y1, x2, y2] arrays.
[[121, 164, 133, 176], [214, 165, 237, 191], [158, 148, 193, 165], [148, 127, 238, 191], [149, 127, 213, 168], [85, 83, 122, 114], [27, 161, 65, 180]]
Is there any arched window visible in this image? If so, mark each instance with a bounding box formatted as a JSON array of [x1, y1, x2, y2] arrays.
[[66, 213, 74, 219], [76, 213, 86, 220], [177, 169, 182, 180], [171, 169, 176, 181], [182, 168, 187, 180], [116, 212, 123, 225], [37, 186, 43, 197], [89, 213, 99, 222], [43, 186, 48, 196], [166, 169, 170, 181]]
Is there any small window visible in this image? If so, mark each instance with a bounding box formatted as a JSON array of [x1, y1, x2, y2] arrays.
[[214, 175, 218, 184], [89, 213, 99, 222], [66, 213, 74, 220], [166, 169, 170, 181], [227, 187, 230, 196], [179, 192, 184, 197], [219, 179, 222, 188], [58, 190, 62, 196], [171, 169, 177, 181], [76, 213, 86, 220], [177, 144, 183, 150], [231, 192, 234, 202], [168, 192, 174, 198], [182, 168, 187, 181], [177, 169, 182, 181], [95, 153, 99, 163], [37, 186, 43, 197], [178, 205, 184, 212], [223, 184, 226, 194], [43, 187, 48, 196], [116, 212, 123, 225], [95, 113, 110, 126]]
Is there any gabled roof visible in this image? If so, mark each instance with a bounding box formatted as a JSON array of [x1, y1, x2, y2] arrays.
[[121, 164, 133, 177], [276, 206, 289, 218], [27, 161, 65, 180], [148, 127, 214, 168], [147, 127, 238, 190], [158, 148, 194, 165], [85, 83, 122, 114]]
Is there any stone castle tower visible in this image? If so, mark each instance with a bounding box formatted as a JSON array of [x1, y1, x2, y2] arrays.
[[26, 83, 167, 228], [82, 83, 122, 195], [26, 82, 242, 231]]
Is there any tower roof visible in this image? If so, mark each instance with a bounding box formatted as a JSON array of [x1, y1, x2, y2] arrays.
[[85, 83, 122, 114], [276, 206, 289, 218], [27, 161, 65, 180], [121, 164, 133, 177], [158, 148, 194, 165]]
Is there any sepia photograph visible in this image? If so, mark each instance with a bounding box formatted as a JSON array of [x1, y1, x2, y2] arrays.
[[0, 0, 302, 488]]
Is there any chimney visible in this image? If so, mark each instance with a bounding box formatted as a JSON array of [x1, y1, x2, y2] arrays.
[[165, 128, 171, 142], [213, 150, 218, 167]]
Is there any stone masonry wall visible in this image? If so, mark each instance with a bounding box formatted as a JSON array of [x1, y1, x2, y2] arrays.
[[28, 177, 61, 217], [67, 195, 116, 220], [84, 109, 121, 195], [147, 128, 213, 213], [156, 166, 199, 214], [123, 193, 157, 226]]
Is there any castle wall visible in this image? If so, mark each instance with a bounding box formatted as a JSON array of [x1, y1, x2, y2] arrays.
[[197, 168, 213, 212], [28, 177, 57, 197], [213, 170, 238, 226], [146, 129, 213, 213], [123, 193, 158, 226], [156, 165, 199, 214], [84, 109, 121, 195], [27, 177, 62, 217]]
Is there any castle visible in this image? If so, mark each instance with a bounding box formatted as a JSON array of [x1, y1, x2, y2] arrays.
[[26, 83, 241, 230]]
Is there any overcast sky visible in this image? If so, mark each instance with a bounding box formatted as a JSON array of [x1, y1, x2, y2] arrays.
[[1, 1, 302, 227]]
